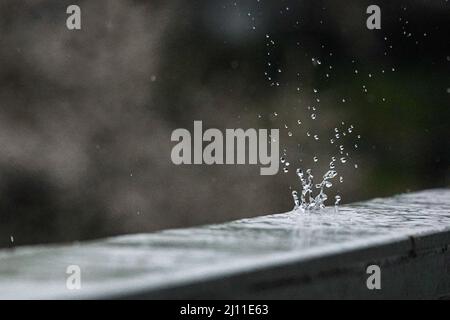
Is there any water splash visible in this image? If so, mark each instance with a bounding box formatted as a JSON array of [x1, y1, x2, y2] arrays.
[[292, 168, 338, 212]]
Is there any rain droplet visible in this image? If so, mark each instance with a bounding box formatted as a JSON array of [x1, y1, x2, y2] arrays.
[[335, 195, 341, 206]]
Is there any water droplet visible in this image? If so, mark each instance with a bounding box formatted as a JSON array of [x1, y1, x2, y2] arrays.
[[340, 157, 347, 163], [313, 156, 319, 162], [311, 113, 316, 120], [335, 195, 341, 206], [288, 131, 293, 137], [292, 190, 299, 207]]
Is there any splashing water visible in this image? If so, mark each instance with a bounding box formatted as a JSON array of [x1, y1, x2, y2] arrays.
[[262, 32, 362, 214], [292, 168, 338, 212]]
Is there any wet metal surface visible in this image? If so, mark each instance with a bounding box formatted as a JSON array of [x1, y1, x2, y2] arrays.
[[0, 189, 449, 299]]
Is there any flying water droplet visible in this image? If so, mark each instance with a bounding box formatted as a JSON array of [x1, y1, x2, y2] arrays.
[[335, 195, 341, 206], [292, 190, 299, 208]]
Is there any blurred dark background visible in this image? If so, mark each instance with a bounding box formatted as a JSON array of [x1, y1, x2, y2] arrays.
[[0, 0, 448, 248]]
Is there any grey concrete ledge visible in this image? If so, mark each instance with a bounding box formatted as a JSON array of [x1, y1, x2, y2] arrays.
[[0, 189, 449, 299]]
